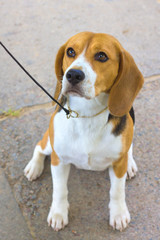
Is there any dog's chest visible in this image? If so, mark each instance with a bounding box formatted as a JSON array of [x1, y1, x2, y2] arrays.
[[53, 111, 122, 170]]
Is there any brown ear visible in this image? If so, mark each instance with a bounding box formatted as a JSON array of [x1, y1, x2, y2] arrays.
[[53, 44, 66, 101], [108, 50, 144, 117]]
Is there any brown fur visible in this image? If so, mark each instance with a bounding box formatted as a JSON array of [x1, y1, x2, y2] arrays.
[[85, 34, 120, 96], [37, 107, 60, 166], [54, 32, 144, 117], [108, 51, 144, 117], [112, 113, 134, 178], [49, 107, 60, 166], [38, 129, 49, 150], [38, 32, 143, 173]]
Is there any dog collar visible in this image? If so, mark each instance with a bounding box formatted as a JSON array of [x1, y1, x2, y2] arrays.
[[66, 98, 108, 119]]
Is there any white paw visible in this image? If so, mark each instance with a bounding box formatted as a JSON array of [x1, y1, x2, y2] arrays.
[[127, 157, 138, 179], [109, 202, 131, 231], [47, 203, 69, 231], [24, 159, 44, 181]]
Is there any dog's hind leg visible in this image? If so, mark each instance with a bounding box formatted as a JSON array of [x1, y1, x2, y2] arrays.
[[24, 129, 52, 181], [127, 144, 138, 179]]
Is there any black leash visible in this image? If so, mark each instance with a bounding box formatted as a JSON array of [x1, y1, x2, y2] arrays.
[[0, 41, 70, 116]]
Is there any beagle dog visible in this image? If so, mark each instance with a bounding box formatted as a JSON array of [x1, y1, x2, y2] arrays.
[[24, 32, 144, 232]]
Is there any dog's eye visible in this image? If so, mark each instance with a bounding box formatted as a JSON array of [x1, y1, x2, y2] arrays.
[[94, 52, 109, 62], [67, 48, 76, 57]]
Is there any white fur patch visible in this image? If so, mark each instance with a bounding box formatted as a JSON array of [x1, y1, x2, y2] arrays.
[[24, 145, 45, 181], [24, 138, 52, 181], [127, 144, 138, 179], [53, 94, 122, 171], [62, 50, 97, 99], [109, 167, 130, 231], [47, 163, 70, 231]]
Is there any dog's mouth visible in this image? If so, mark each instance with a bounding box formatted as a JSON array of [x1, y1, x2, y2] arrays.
[[65, 88, 84, 97], [63, 84, 92, 99]]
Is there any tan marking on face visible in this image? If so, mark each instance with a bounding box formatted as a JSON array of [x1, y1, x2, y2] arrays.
[[85, 33, 120, 96], [61, 32, 120, 97], [49, 106, 60, 166], [62, 32, 94, 74], [55, 31, 143, 115], [112, 113, 134, 178]]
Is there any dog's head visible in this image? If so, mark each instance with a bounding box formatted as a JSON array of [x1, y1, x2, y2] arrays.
[[54, 32, 144, 116]]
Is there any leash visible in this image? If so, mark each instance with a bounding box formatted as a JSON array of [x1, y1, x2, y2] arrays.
[[0, 41, 70, 116], [0, 42, 108, 119]]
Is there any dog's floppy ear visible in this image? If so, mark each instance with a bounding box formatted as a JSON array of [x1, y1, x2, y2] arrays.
[[108, 49, 144, 117], [53, 43, 67, 100]]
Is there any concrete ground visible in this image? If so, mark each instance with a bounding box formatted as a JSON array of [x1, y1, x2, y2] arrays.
[[0, 0, 160, 239]]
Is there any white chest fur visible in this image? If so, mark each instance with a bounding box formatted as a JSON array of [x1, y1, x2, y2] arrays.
[[53, 95, 122, 171]]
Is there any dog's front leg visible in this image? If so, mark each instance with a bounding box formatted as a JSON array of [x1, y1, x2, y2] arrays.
[[109, 166, 130, 231], [47, 161, 71, 231]]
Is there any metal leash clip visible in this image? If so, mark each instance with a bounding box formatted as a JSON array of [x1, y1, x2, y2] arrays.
[[66, 109, 79, 119]]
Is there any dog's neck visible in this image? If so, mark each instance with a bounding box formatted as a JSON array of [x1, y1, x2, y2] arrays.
[[66, 92, 109, 117]]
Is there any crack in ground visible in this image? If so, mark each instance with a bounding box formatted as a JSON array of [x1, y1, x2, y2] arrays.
[[145, 74, 160, 82], [0, 74, 160, 122], [0, 101, 54, 122]]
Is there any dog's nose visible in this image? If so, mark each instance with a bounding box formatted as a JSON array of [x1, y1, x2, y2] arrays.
[[66, 69, 85, 85]]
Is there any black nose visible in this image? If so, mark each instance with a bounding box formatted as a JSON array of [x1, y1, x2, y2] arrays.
[[66, 69, 85, 85]]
